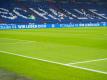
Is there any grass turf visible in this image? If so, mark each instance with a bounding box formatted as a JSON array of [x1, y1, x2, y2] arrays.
[[0, 27, 107, 80]]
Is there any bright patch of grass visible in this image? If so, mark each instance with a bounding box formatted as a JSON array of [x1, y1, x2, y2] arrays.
[[0, 27, 107, 80]]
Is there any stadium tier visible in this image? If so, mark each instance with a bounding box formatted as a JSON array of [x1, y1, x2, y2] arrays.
[[0, 0, 107, 29], [0, 0, 107, 24]]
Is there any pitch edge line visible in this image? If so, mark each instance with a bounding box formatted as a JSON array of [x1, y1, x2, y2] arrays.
[[0, 50, 107, 75], [67, 58, 107, 65]]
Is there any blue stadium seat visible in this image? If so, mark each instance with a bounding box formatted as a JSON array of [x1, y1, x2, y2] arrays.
[[0, 1, 107, 24]]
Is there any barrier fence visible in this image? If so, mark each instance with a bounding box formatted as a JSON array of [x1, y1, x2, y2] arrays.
[[0, 22, 107, 29]]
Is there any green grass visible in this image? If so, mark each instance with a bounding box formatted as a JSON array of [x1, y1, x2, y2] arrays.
[[0, 27, 107, 80]]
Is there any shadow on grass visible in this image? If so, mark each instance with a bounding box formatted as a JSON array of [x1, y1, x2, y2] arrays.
[[0, 68, 31, 80]]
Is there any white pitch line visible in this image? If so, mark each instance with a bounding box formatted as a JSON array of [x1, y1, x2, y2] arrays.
[[4, 41, 34, 44], [0, 50, 107, 75], [67, 58, 107, 65], [0, 38, 36, 45], [0, 38, 35, 43]]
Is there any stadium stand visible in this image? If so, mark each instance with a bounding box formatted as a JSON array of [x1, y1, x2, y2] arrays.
[[0, 0, 107, 24]]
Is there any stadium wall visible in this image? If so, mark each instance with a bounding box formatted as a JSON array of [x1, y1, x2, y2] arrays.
[[0, 22, 107, 30]]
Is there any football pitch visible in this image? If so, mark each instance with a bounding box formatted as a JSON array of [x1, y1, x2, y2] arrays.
[[0, 27, 107, 80]]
